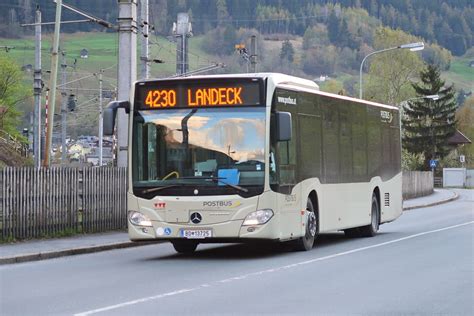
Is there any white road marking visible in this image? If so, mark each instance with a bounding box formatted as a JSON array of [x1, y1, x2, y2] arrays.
[[74, 221, 474, 316]]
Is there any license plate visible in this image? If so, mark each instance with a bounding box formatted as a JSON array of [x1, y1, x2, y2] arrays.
[[181, 229, 212, 239]]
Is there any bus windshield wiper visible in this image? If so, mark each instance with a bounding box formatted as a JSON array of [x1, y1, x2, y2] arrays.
[[179, 176, 248, 193], [137, 185, 181, 194]]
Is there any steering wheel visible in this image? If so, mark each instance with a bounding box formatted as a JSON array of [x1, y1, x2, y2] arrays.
[[162, 171, 179, 180]]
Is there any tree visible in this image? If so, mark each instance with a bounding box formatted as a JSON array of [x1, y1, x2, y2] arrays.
[[402, 64, 457, 170], [456, 89, 467, 107], [321, 79, 343, 94], [401, 148, 425, 171], [455, 96, 474, 168], [327, 10, 340, 44], [0, 56, 30, 141], [302, 45, 337, 75], [364, 27, 424, 105], [222, 25, 237, 55], [216, 0, 230, 28], [280, 39, 294, 63]]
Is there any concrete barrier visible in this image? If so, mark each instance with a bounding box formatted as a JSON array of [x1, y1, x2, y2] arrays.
[[403, 171, 433, 200], [467, 170, 474, 187]]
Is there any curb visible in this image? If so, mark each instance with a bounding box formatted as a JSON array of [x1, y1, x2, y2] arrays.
[[0, 240, 159, 265], [403, 190, 459, 211], [1, 191, 460, 265]]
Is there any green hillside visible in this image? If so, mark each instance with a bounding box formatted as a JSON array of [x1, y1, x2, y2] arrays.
[[2, 32, 471, 90], [0, 32, 218, 78], [1, 31, 472, 138], [441, 57, 474, 92]]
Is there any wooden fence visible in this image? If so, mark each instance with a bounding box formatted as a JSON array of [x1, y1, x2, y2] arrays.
[[0, 167, 127, 240]]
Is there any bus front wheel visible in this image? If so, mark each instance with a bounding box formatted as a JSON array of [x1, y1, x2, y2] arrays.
[[172, 241, 198, 253], [292, 198, 318, 251]]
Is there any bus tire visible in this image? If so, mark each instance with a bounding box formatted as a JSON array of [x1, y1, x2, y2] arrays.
[[172, 241, 198, 253], [345, 193, 379, 238], [292, 198, 318, 251]]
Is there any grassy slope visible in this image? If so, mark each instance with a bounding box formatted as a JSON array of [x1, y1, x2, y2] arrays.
[[1, 32, 471, 112], [0, 32, 217, 78], [441, 57, 474, 92], [2, 32, 471, 89], [0, 144, 33, 167], [0, 32, 219, 137]]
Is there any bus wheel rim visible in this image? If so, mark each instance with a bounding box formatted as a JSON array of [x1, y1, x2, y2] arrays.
[[371, 201, 378, 231], [307, 211, 317, 237]]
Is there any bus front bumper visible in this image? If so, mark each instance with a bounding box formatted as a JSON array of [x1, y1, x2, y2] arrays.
[[128, 217, 280, 242]]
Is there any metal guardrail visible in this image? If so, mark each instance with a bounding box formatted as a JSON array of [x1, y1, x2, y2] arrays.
[[434, 177, 443, 188]]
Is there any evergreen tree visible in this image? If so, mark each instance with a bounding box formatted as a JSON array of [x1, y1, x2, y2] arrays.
[[456, 89, 466, 107], [280, 39, 294, 62], [402, 64, 457, 170], [222, 24, 237, 55], [327, 10, 340, 44]]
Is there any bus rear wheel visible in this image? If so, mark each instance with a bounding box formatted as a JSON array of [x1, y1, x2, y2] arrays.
[[172, 241, 198, 253], [345, 193, 380, 238], [292, 198, 318, 251]]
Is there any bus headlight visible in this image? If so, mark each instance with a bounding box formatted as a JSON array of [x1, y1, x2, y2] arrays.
[[242, 209, 274, 226], [128, 211, 152, 227]]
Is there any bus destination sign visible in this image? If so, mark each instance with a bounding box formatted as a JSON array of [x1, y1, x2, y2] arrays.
[[135, 78, 263, 110]]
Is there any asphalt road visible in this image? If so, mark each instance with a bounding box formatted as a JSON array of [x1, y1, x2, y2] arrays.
[[1, 190, 473, 316]]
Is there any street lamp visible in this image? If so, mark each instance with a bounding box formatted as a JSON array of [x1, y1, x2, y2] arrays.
[[400, 94, 440, 144], [359, 42, 424, 99], [401, 94, 439, 110], [400, 94, 439, 119]]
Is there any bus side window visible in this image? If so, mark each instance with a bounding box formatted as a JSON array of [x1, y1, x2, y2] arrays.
[[279, 141, 290, 165], [270, 112, 296, 193], [277, 114, 297, 193], [322, 101, 339, 183]]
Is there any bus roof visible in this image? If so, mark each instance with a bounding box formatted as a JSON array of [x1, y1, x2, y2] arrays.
[[138, 72, 319, 89], [277, 82, 399, 111], [137, 73, 398, 111]]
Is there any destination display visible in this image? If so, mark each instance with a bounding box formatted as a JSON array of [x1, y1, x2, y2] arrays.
[[134, 78, 264, 110]]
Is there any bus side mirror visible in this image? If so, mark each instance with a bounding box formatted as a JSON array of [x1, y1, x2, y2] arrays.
[[103, 100, 130, 135], [276, 111, 292, 141]]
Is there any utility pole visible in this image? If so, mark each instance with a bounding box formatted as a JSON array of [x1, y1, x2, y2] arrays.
[[33, 7, 42, 168], [174, 13, 192, 75], [98, 71, 103, 166], [140, 0, 150, 79], [250, 35, 257, 73], [60, 51, 67, 163], [43, 0, 62, 166], [117, 0, 137, 167]]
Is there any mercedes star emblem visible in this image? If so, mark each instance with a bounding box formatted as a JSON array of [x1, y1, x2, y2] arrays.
[[190, 212, 202, 224]]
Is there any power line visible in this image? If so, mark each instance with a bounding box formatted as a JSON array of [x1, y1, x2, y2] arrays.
[[191, 13, 329, 23]]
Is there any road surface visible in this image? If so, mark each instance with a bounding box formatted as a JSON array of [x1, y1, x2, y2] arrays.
[[1, 189, 473, 315]]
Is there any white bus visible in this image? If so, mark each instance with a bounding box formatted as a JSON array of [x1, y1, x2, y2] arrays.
[[104, 73, 402, 253]]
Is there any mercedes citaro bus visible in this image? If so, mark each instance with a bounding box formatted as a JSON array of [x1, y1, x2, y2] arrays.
[[104, 73, 402, 253]]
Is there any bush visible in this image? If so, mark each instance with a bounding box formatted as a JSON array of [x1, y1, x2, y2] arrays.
[[402, 148, 425, 171]]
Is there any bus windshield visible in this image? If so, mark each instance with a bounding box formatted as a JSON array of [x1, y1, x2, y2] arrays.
[[132, 107, 266, 197]]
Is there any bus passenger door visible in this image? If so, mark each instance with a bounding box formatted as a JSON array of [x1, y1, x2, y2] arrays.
[[273, 118, 302, 240]]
